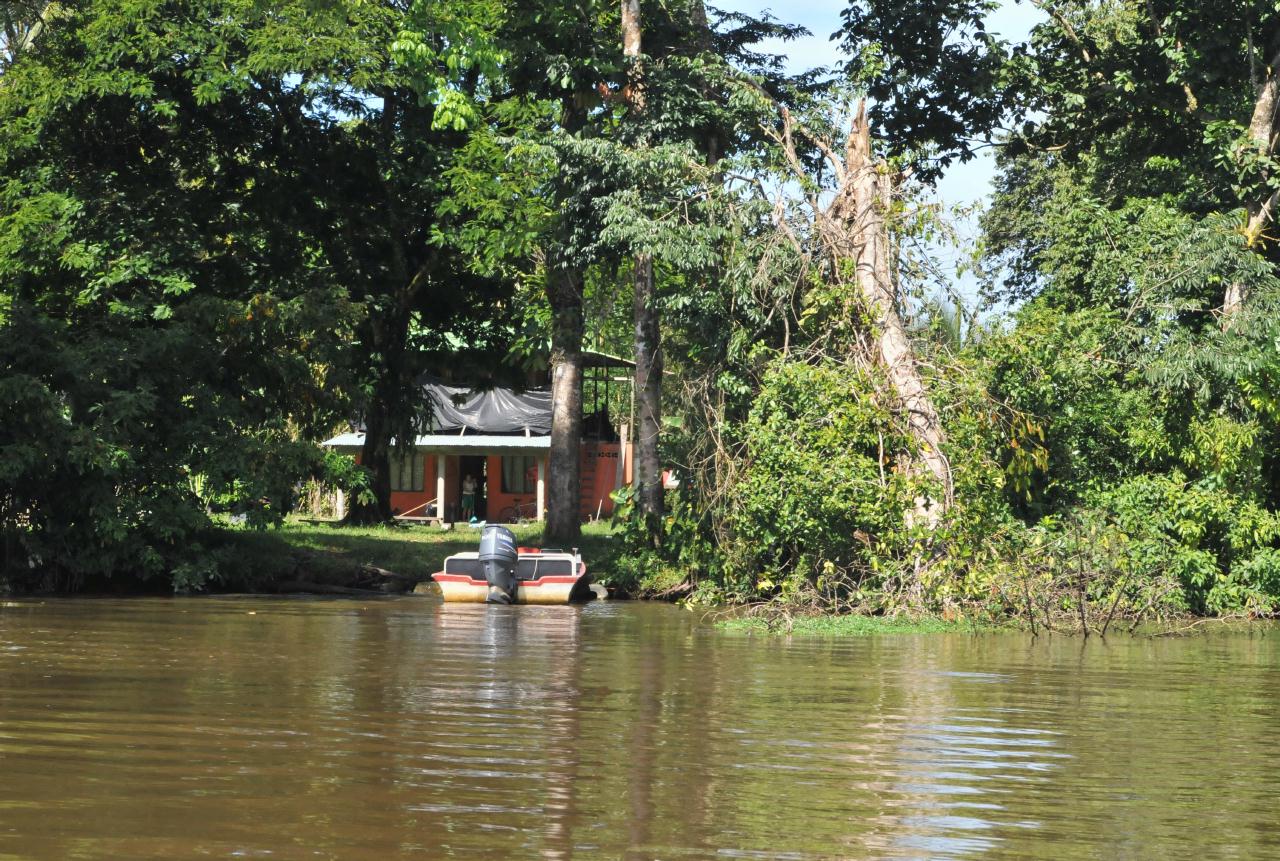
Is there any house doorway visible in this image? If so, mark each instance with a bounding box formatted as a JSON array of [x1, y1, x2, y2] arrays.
[[458, 455, 487, 521]]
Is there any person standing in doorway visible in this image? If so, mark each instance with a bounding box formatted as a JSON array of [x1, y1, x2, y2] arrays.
[[461, 473, 477, 522]]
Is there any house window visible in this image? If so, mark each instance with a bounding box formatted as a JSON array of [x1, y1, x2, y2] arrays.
[[391, 451, 425, 492], [501, 455, 539, 494]]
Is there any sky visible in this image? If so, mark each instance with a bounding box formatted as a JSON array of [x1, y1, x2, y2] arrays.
[[715, 0, 1045, 304]]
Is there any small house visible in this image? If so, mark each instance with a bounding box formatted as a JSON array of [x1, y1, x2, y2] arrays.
[[322, 353, 634, 524]]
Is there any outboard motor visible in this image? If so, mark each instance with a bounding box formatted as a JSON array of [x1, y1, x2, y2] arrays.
[[478, 525, 519, 604]]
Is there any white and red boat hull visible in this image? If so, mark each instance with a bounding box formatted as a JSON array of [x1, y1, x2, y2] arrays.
[[431, 550, 591, 604]]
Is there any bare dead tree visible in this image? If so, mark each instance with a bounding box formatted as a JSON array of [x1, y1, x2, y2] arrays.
[[1, 1, 52, 75], [1225, 41, 1280, 325], [766, 100, 952, 527]]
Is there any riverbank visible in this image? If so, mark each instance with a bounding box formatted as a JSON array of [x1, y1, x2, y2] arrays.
[[715, 608, 1278, 638], [14, 519, 1274, 637], [222, 523, 1278, 637], [716, 614, 1008, 636]]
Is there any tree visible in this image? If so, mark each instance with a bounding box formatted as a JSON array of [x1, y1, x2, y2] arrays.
[[836, 0, 1012, 181], [315, 0, 514, 523], [1, 0, 368, 587], [972, 1, 1280, 615], [0, 0, 521, 581], [619, 0, 665, 530], [440, 0, 814, 548], [423, 0, 621, 544], [828, 3, 993, 525], [615, 0, 813, 538]]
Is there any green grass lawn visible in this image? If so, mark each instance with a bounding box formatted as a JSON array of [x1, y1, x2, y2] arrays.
[[245, 518, 622, 587]]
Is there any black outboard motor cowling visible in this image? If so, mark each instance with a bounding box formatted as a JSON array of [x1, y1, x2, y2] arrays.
[[478, 525, 519, 604]]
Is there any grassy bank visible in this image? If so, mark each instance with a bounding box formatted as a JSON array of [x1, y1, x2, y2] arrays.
[[219, 518, 623, 592], [716, 614, 1008, 637], [176, 523, 1280, 637]]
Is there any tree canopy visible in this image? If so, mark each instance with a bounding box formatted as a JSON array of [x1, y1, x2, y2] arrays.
[[4, 0, 1280, 624]]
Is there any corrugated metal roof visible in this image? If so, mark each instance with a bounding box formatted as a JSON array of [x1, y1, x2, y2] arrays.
[[322, 433, 550, 452]]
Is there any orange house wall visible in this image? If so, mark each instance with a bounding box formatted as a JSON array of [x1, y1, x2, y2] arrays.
[[350, 451, 435, 518], [352, 443, 633, 522], [484, 455, 542, 522], [386, 455, 436, 517], [579, 442, 626, 519]]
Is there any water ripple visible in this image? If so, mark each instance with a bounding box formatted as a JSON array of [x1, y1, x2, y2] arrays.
[[0, 599, 1276, 859]]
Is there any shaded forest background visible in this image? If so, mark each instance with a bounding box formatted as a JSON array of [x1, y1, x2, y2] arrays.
[[4, 0, 1280, 627]]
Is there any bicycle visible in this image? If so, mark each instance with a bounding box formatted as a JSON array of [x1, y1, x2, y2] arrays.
[[496, 499, 539, 524]]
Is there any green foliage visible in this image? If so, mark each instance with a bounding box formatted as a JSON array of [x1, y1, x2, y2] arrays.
[[725, 359, 922, 601], [837, 0, 1012, 180], [612, 353, 948, 609], [1092, 474, 1280, 614], [981, 304, 1151, 511], [969, 204, 1280, 616], [393, 0, 506, 131], [1001, 0, 1277, 212], [0, 0, 392, 589]]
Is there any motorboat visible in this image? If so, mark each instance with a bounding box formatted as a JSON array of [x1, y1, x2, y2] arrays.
[[432, 525, 592, 604]]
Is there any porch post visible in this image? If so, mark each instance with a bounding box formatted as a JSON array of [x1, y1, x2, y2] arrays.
[[436, 454, 447, 523], [536, 457, 546, 522]]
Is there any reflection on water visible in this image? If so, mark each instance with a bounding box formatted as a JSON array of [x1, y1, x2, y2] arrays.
[[0, 598, 1277, 860]]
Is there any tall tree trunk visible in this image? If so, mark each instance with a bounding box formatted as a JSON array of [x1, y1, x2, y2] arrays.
[[842, 103, 951, 524], [346, 93, 420, 525], [622, 0, 665, 526], [632, 254, 664, 523], [621, 0, 642, 64], [546, 258, 585, 544], [354, 400, 394, 523], [348, 310, 409, 524], [687, 0, 718, 164]]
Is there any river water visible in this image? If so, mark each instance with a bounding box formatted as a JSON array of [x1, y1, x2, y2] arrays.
[[0, 598, 1277, 860]]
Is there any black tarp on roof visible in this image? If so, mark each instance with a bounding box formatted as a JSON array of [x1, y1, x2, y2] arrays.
[[425, 382, 552, 435]]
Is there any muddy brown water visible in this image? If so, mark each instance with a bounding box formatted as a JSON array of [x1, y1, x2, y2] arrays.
[[0, 598, 1277, 860]]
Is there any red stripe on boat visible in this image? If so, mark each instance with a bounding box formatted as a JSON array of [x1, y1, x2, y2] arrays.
[[432, 574, 582, 586]]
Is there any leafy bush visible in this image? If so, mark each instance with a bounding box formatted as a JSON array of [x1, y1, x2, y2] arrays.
[[1090, 474, 1280, 614], [613, 358, 934, 607], [723, 359, 924, 602]]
